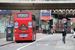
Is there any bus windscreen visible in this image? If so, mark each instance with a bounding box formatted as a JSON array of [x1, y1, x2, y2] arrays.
[[17, 13, 29, 17]]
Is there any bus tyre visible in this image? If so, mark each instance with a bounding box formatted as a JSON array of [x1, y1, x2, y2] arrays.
[[32, 34, 36, 41], [15, 41, 18, 43], [34, 34, 36, 41]]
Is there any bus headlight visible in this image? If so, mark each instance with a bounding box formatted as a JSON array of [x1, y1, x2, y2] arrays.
[[14, 30, 16, 32]]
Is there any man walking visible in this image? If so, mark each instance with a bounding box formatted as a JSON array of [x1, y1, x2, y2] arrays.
[[62, 29, 66, 44], [43, 29, 45, 34]]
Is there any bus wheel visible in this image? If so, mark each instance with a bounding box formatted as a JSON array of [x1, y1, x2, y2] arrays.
[[32, 34, 36, 41], [34, 34, 36, 41], [15, 41, 18, 43]]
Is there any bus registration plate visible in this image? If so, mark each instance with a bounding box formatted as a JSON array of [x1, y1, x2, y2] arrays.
[[21, 27, 26, 30], [20, 34, 28, 37]]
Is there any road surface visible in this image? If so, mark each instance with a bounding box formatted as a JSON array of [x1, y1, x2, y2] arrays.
[[0, 33, 75, 50]]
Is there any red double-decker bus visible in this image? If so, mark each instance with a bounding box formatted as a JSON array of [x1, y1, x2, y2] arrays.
[[14, 12, 36, 42]]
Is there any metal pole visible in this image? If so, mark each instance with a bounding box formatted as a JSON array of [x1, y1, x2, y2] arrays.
[[20, 10, 21, 12], [9, 14, 11, 25], [39, 14, 41, 33], [39, 16, 40, 31], [39, 10, 41, 33], [58, 14, 59, 32]]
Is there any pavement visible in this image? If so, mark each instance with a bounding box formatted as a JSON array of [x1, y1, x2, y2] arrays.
[[0, 37, 15, 46], [0, 33, 75, 50], [55, 34, 75, 50]]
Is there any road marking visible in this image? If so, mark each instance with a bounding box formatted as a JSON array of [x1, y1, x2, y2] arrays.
[[17, 35, 52, 50]]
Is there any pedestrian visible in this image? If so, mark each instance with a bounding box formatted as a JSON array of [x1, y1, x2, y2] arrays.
[[62, 29, 67, 44], [51, 29, 53, 35], [43, 28, 46, 34], [43, 29, 45, 34], [66, 29, 67, 34], [49, 28, 51, 34], [73, 28, 75, 38], [45, 29, 47, 34], [47, 29, 49, 34]]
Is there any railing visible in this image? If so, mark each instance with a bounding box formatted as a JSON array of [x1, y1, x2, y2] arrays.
[[15, 0, 75, 1], [0, 0, 75, 3]]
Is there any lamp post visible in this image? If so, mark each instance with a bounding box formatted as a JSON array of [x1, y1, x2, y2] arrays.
[[9, 13, 12, 25]]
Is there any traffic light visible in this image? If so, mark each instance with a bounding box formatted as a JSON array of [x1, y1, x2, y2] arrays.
[[49, 19, 53, 28]]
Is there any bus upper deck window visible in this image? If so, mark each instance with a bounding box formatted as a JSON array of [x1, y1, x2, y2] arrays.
[[17, 13, 29, 17]]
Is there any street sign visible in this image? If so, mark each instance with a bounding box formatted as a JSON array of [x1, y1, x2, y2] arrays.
[[71, 22, 73, 25], [65, 25, 67, 26], [62, 18, 67, 23], [0, 10, 11, 14], [63, 23, 64, 25]]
